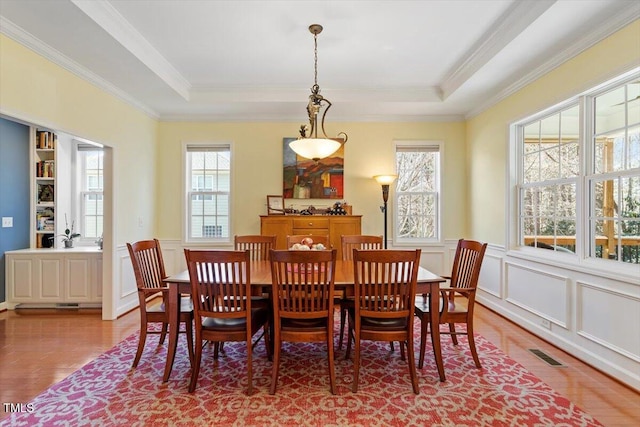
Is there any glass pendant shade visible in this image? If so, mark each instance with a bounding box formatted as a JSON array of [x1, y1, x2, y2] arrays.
[[289, 137, 341, 161]]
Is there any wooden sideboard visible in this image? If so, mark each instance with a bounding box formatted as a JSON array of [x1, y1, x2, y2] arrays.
[[260, 215, 362, 259]]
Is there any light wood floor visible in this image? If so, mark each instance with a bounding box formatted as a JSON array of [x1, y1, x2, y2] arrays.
[[1, 304, 638, 425]]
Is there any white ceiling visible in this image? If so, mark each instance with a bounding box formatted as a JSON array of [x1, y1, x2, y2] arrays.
[[1, 0, 638, 122]]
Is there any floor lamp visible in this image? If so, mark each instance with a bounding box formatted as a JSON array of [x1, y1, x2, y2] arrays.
[[373, 174, 397, 249]]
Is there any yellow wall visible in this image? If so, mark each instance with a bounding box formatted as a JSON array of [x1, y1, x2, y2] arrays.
[[466, 19, 640, 245], [0, 34, 158, 244], [156, 121, 467, 242]]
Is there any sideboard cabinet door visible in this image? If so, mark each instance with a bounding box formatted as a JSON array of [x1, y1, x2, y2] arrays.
[[260, 215, 361, 259]]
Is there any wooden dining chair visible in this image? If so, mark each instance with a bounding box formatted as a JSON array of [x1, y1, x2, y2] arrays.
[[269, 248, 337, 394], [414, 239, 487, 369], [127, 239, 194, 369], [286, 234, 330, 249], [233, 235, 276, 350], [184, 249, 271, 394], [337, 235, 383, 349], [235, 235, 277, 261], [346, 249, 421, 394]]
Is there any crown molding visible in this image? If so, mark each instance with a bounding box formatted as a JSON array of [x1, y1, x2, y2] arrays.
[[0, 16, 159, 119], [158, 112, 464, 123], [465, 2, 640, 119], [440, 0, 556, 100], [70, 0, 191, 101]]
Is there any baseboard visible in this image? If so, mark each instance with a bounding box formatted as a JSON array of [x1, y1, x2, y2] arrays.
[[0, 301, 7, 312]]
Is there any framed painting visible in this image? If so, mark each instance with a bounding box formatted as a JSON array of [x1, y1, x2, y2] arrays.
[[267, 195, 285, 215], [282, 137, 344, 199]]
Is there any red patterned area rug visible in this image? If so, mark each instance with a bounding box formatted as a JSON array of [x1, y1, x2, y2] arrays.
[[2, 318, 601, 427]]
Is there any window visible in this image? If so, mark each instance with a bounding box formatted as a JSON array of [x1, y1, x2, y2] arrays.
[[515, 71, 640, 264], [520, 104, 580, 253], [589, 80, 640, 263], [185, 144, 231, 242], [394, 142, 441, 243], [78, 147, 103, 239]]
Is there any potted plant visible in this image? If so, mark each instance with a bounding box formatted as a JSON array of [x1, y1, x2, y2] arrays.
[[59, 215, 80, 248], [95, 234, 103, 250]]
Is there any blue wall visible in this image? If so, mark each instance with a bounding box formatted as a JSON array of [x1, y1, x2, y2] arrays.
[[0, 117, 30, 303]]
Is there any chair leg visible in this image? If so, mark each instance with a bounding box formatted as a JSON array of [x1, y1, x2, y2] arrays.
[[399, 340, 406, 361], [390, 341, 395, 352], [418, 315, 428, 369], [213, 342, 220, 359], [246, 337, 253, 396], [263, 323, 272, 361], [185, 319, 194, 367], [406, 337, 419, 394], [338, 304, 347, 350], [269, 334, 281, 395], [132, 323, 147, 368], [158, 322, 168, 345], [327, 326, 336, 395], [188, 337, 203, 393], [352, 328, 361, 393], [449, 323, 458, 345], [345, 321, 353, 360], [467, 323, 482, 369]]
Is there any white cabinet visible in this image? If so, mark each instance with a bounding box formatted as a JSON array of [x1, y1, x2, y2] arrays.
[[5, 248, 103, 308]]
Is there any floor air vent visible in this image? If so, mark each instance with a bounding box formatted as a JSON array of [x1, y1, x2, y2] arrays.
[[529, 349, 565, 367], [56, 303, 79, 309]]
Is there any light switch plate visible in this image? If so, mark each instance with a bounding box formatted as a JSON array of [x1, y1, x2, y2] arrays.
[[2, 217, 13, 227]]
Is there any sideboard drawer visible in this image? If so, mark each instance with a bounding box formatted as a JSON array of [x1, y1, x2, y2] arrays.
[[261, 215, 361, 258], [292, 217, 330, 229]]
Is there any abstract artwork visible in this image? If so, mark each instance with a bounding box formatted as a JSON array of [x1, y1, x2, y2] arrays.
[[283, 137, 344, 199]]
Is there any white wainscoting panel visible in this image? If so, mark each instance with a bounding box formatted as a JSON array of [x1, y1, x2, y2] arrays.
[[476, 245, 640, 391], [479, 253, 502, 298], [577, 281, 640, 362], [116, 246, 139, 317], [505, 261, 569, 329]]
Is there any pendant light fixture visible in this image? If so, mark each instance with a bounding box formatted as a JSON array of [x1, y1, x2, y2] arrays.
[[289, 24, 347, 162]]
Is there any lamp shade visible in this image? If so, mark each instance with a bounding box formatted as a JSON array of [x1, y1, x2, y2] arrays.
[[373, 174, 398, 185], [289, 138, 341, 161]]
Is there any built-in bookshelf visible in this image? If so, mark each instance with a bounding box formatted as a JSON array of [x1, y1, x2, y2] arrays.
[[33, 129, 57, 248]]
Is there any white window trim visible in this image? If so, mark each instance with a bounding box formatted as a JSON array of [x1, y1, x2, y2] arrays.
[[182, 141, 234, 246], [392, 140, 443, 246]]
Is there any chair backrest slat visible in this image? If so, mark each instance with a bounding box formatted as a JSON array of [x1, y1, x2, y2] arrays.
[[235, 235, 277, 261], [127, 239, 167, 291], [353, 249, 420, 317], [185, 249, 251, 321], [341, 235, 383, 261], [270, 249, 336, 319], [449, 239, 487, 292]]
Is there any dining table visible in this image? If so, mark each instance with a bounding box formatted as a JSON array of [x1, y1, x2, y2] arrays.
[[162, 259, 447, 383]]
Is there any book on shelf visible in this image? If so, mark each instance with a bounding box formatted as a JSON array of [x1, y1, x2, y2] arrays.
[[36, 130, 57, 150], [36, 160, 55, 178]]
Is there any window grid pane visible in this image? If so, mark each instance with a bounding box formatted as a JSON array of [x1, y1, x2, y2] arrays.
[[187, 147, 231, 240], [519, 104, 578, 253], [79, 151, 104, 239], [395, 147, 440, 241], [588, 80, 640, 263]]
